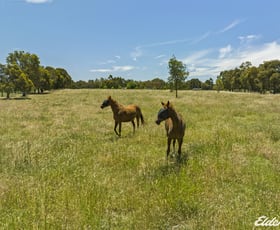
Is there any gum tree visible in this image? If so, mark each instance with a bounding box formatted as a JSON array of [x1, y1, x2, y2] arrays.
[[168, 55, 189, 98]]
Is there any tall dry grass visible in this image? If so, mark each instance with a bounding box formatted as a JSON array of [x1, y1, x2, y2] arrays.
[[0, 89, 279, 229]]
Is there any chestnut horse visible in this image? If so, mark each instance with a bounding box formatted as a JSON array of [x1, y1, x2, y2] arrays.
[[101, 96, 144, 137], [155, 101, 186, 159]]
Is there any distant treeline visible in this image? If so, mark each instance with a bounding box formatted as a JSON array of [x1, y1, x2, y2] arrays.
[[1, 50, 280, 97], [73, 60, 280, 93], [72, 75, 214, 90]]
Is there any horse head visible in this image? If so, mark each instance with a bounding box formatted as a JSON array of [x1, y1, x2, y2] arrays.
[[100, 96, 111, 109], [155, 101, 171, 125]]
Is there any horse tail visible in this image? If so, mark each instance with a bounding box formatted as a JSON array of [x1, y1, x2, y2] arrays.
[[140, 111, 144, 125], [136, 106, 144, 125]]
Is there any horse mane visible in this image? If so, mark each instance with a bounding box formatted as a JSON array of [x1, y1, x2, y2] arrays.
[[108, 96, 124, 109], [163, 101, 182, 124], [167, 102, 175, 111]]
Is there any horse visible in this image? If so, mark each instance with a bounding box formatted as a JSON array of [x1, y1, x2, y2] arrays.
[[100, 96, 144, 137], [155, 101, 186, 159]]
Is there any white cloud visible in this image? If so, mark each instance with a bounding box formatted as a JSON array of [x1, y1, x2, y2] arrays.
[[219, 45, 232, 58], [90, 65, 135, 73], [98, 56, 121, 65], [98, 60, 116, 65], [139, 39, 191, 48], [25, 0, 52, 3], [113, 66, 134, 71], [131, 38, 191, 61], [192, 32, 211, 44], [182, 49, 212, 64], [238, 34, 260, 44], [90, 68, 111, 73], [241, 41, 280, 65], [220, 19, 242, 33], [154, 54, 166, 59], [184, 41, 280, 79]]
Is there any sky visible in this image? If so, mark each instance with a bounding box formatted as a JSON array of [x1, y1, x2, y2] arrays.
[[1, 0, 280, 82]]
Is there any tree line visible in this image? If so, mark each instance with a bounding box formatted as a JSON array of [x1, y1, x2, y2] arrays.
[[0, 51, 73, 98], [74, 75, 167, 89], [73, 58, 280, 94], [1, 51, 279, 97], [216, 60, 280, 93], [72, 75, 215, 91]]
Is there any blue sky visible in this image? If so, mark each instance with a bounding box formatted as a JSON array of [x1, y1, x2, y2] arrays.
[[1, 0, 280, 81]]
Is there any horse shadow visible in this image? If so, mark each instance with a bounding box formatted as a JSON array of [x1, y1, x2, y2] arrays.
[[106, 131, 136, 142], [152, 152, 189, 178], [1, 97, 31, 100]]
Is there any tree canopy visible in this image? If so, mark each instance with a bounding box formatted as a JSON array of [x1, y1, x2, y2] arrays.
[[0, 51, 73, 98], [168, 56, 189, 97], [216, 60, 280, 93]]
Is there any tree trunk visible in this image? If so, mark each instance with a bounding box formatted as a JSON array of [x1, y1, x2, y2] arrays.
[[175, 79, 178, 98]]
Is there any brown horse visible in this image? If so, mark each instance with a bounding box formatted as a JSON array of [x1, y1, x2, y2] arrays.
[[155, 101, 186, 159], [101, 96, 144, 137]]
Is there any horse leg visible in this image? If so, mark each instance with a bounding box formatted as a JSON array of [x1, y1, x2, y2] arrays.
[[118, 122, 122, 137], [166, 138, 171, 159], [136, 115, 139, 128], [114, 121, 120, 136], [178, 138, 183, 158], [172, 139, 176, 153], [131, 120, 135, 133]]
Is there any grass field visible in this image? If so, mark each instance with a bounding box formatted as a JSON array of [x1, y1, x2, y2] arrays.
[[0, 89, 279, 229]]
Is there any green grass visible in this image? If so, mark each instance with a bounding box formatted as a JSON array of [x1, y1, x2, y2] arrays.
[[0, 89, 279, 229]]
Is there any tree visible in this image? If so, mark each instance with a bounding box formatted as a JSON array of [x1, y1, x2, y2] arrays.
[[240, 65, 258, 92], [5, 63, 23, 97], [218, 70, 231, 91], [240, 61, 252, 92], [257, 70, 270, 94], [202, 78, 214, 90], [53, 68, 73, 89], [259, 60, 280, 93], [25, 53, 40, 92], [270, 73, 280, 94], [6, 51, 41, 94], [0, 51, 73, 97], [215, 76, 224, 92], [15, 72, 34, 96], [168, 56, 189, 97], [187, 78, 202, 89], [0, 64, 5, 97], [126, 79, 137, 89], [231, 68, 241, 91], [145, 78, 167, 89], [0, 64, 14, 98], [38, 66, 51, 93]]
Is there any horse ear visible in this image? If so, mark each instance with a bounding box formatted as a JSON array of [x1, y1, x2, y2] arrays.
[[167, 101, 170, 107], [108, 96, 111, 99], [161, 102, 164, 106]]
